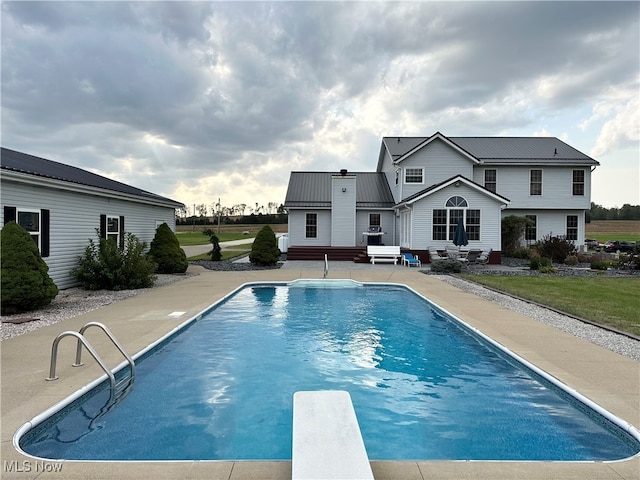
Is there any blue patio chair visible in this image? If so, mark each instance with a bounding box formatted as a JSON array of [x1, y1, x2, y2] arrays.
[[401, 253, 421, 268]]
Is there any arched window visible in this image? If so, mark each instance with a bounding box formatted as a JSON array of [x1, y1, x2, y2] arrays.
[[432, 196, 480, 241], [445, 196, 468, 208]]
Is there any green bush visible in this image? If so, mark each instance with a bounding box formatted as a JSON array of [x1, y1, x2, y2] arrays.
[[202, 229, 222, 261], [430, 258, 462, 273], [590, 260, 610, 271], [530, 256, 552, 270], [507, 247, 531, 259], [564, 255, 579, 266], [249, 225, 279, 266], [148, 223, 188, 273], [1, 221, 58, 314], [534, 234, 577, 263], [72, 231, 157, 290]]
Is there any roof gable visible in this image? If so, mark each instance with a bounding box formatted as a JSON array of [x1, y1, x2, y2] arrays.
[[399, 175, 510, 206], [1, 147, 183, 207]]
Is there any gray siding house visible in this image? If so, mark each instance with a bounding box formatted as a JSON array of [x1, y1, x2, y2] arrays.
[[1, 147, 184, 289], [284, 132, 599, 262]]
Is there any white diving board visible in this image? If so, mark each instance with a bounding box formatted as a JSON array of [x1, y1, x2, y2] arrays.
[[292, 390, 374, 480]]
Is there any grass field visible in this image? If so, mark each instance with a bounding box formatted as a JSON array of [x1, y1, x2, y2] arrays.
[[460, 275, 640, 336], [176, 231, 255, 245], [586, 220, 640, 243]]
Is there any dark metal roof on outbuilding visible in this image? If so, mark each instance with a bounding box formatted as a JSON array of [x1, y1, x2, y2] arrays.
[[284, 171, 395, 209], [1, 147, 183, 207]]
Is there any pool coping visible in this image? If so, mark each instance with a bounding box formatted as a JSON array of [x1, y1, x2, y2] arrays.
[[2, 266, 639, 479]]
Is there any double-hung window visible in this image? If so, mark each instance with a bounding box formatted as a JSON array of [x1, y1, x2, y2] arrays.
[[530, 169, 542, 196], [465, 209, 481, 241], [18, 209, 41, 249], [404, 168, 424, 184], [566, 215, 578, 241], [484, 169, 497, 192], [572, 170, 585, 196], [106, 216, 120, 243], [525, 215, 537, 242], [305, 213, 317, 238]]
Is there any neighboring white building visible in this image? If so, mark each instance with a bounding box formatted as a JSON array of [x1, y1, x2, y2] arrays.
[[1, 147, 184, 289], [284, 132, 599, 262]]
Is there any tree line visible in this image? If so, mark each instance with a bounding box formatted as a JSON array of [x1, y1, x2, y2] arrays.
[[588, 202, 640, 221]]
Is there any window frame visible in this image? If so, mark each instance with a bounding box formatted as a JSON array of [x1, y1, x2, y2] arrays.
[[106, 215, 120, 243], [566, 215, 578, 241], [484, 169, 497, 193], [525, 214, 537, 242], [572, 170, 585, 196], [432, 196, 480, 242], [404, 167, 424, 184], [530, 169, 543, 196], [17, 208, 41, 250], [305, 213, 317, 239], [369, 213, 381, 227]]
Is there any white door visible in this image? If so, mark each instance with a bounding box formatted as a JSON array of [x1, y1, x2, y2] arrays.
[[401, 210, 411, 248]]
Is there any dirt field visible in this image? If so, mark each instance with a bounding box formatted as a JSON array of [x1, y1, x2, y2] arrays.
[[586, 220, 640, 235]]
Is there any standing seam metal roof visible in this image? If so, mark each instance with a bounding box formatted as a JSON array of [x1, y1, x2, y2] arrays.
[[284, 172, 395, 208], [1, 147, 183, 206]]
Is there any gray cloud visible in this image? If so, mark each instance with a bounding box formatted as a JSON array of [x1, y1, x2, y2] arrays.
[[2, 1, 638, 208]]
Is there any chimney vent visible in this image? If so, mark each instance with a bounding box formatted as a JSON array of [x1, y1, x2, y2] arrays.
[[340, 169, 348, 176]]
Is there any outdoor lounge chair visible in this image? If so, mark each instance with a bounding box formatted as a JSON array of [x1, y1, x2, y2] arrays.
[[476, 249, 491, 264], [401, 253, 421, 268], [445, 245, 460, 259]]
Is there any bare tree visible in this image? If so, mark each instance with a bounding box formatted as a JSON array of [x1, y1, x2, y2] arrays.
[[196, 203, 208, 217]]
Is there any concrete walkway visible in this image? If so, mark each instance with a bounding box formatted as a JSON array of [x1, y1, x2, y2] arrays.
[[1, 266, 638, 480]]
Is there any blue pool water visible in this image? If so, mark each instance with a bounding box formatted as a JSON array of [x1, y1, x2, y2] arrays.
[[19, 283, 640, 461]]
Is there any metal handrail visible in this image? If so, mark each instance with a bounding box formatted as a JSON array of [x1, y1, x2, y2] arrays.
[[75, 322, 135, 380], [46, 331, 116, 393], [323, 254, 329, 278]]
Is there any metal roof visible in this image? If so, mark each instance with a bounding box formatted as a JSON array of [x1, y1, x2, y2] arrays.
[[1, 147, 183, 207], [381, 135, 600, 166], [284, 171, 395, 209]]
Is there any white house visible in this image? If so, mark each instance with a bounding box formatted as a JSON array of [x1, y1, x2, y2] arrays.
[[1, 147, 184, 288], [283, 132, 599, 263]]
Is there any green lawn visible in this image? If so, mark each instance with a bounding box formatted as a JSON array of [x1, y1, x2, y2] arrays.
[[459, 275, 640, 336], [586, 234, 640, 243], [187, 249, 251, 262], [176, 231, 254, 246]]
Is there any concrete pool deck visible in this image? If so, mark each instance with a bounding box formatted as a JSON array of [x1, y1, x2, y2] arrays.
[[1, 264, 639, 480]]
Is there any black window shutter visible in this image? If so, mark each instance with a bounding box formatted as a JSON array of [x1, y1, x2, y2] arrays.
[[100, 214, 107, 238], [4, 206, 16, 224], [119, 216, 125, 249], [41, 209, 50, 257]]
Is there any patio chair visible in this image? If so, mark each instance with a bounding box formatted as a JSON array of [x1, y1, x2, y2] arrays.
[[445, 245, 460, 259], [428, 247, 446, 261], [465, 249, 483, 263], [401, 253, 421, 268], [476, 249, 491, 264]]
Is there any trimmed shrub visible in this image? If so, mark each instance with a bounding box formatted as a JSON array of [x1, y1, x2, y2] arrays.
[[208, 234, 222, 261], [148, 223, 188, 273], [507, 247, 532, 259], [1, 221, 58, 314], [72, 231, 157, 290], [249, 225, 279, 266], [430, 258, 462, 273]]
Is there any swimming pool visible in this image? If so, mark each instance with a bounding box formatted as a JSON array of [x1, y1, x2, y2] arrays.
[[16, 280, 640, 461]]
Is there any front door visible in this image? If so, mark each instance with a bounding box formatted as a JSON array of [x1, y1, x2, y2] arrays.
[[400, 210, 411, 248]]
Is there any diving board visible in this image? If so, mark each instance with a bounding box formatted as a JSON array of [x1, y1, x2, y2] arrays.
[[292, 390, 374, 480]]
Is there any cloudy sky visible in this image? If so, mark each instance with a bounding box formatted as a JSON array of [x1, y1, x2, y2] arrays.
[[2, 1, 638, 214]]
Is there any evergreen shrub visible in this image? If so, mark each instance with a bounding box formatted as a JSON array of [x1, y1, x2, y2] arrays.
[[1, 221, 58, 314], [430, 258, 462, 273], [148, 223, 188, 273], [72, 231, 157, 290], [249, 225, 279, 266]]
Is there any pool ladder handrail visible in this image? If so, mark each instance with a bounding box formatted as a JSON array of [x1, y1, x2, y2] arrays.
[[46, 322, 135, 402], [323, 253, 329, 278]]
